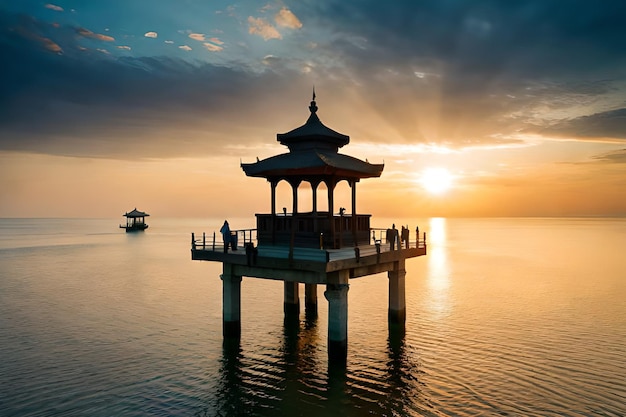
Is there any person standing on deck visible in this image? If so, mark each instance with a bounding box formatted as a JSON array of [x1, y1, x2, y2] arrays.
[[387, 223, 399, 250], [401, 225, 410, 249], [220, 220, 231, 253]]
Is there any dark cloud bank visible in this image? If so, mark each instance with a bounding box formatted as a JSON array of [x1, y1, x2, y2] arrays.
[[1, 1, 626, 159]]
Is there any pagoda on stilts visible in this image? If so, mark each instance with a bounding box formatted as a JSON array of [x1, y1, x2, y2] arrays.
[[120, 208, 149, 232], [191, 92, 426, 362]]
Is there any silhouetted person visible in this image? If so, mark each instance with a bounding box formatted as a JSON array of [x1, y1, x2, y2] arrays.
[[387, 223, 399, 250], [401, 225, 409, 249], [245, 242, 258, 265], [220, 220, 231, 253]]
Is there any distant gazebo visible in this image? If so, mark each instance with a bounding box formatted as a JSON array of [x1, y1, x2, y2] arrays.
[[241, 92, 384, 249], [120, 208, 149, 232]]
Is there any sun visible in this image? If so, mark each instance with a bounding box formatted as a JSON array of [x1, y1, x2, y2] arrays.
[[419, 167, 454, 195]]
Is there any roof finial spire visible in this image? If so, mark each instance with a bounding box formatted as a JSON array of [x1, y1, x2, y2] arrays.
[[309, 86, 318, 114]]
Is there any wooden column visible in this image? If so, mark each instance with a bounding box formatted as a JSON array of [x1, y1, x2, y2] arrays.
[[311, 181, 320, 236], [351, 180, 357, 216], [270, 180, 277, 215], [388, 260, 406, 324], [271, 180, 277, 245], [291, 179, 301, 215], [351, 180, 357, 245], [312, 181, 319, 214], [221, 264, 242, 338], [327, 179, 336, 248]]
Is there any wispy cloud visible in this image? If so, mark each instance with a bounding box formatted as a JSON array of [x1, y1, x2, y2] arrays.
[[44, 4, 64, 12], [209, 37, 224, 45], [274, 7, 302, 29], [188, 33, 205, 41], [592, 149, 626, 163], [144, 31, 158, 38], [247, 16, 281, 40], [179, 45, 192, 51], [203, 42, 223, 52], [117, 45, 131, 50], [77, 27, 114, 42], [535, 108, 626, 140], [40, 36, 63, 53]]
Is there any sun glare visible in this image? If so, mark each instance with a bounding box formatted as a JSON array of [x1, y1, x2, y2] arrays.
[[419, 167, 454, 195]]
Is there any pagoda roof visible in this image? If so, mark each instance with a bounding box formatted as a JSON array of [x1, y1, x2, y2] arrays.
[[276, 94, 349, 151], [241, 150, 384, 179], [123, 208, 149, 218], [242, 93, 384, 181]]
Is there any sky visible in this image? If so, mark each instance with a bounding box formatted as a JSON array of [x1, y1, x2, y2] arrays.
[[1, 0, 626, 219]]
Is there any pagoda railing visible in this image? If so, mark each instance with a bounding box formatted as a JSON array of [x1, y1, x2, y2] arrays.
[[191, 224, 427, 252], [255, 212, 371, 249]]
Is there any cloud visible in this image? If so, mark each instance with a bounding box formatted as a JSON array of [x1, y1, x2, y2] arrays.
[[286, 0, 626, 145], [77, 27, 115, 42], [536, 108, 626, 140], [38, 36, 62, 53], [117, 45, 131, 50], [0, 15, 312, 159], [44, 4, 64, 12], [188, 33, 205, 41], [2, 1, 626, 160], [274, 8, 302, 29], [144, 31, 158, 38], [203, 42, 223, 52], [164, 40, 174, 44], [247, 16, 281, 40], [3, 14, 64, 53], [592, 149, 626, 163], [179, 45, 192, 51]]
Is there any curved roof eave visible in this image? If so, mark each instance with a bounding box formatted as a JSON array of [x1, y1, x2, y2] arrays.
[[241, 151, 384, 179]]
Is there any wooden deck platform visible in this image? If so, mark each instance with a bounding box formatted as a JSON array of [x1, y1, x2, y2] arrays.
[[191, 241, 426, 284]]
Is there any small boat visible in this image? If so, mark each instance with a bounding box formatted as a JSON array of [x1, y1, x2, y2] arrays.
[[120, 208, 149, 232]]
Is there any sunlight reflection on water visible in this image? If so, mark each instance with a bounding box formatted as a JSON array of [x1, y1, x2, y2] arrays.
[[426, 218, 451, 318]]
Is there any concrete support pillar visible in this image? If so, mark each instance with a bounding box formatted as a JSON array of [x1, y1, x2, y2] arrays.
[[221, 265, 242, 338], [305, 283, 317, 315], [325, 273, 349, 361], [284, 281, 300, 316], [388, 262, 407, 324]]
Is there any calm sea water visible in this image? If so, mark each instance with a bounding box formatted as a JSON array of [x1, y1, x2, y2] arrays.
[[0, 217, 624, 417]]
